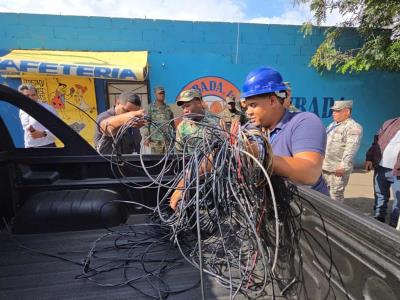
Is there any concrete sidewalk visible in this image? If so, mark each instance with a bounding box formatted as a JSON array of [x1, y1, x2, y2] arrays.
[[344, 170, 394, 217]]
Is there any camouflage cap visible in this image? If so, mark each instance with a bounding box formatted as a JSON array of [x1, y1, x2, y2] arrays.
[[226, 95, 236, 104], [177, 89, 202, 106], [331, 100, 353, 110], [154, 86, 165, 93]]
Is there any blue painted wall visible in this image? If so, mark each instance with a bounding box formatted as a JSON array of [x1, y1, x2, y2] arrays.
[[0, 13, 399, 165]]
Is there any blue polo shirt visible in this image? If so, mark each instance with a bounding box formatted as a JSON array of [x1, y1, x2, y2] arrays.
[[246, 110, 328, 195]]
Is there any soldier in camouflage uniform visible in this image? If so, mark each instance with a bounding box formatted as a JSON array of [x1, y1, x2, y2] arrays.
[[322, 100, 363, 202], [239, 98, 249, 125], [175, 89, 219, 153], [142, 86, 175, 154], [218, 95, 245, 131]]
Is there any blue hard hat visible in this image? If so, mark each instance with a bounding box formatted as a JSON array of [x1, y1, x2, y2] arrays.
[[242, 66, 288, 98]]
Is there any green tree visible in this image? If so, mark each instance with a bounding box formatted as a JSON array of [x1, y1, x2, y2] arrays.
[[296, 0, 400, 73]]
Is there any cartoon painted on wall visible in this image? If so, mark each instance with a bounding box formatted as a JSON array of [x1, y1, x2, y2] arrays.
[[21, 75, 98, 146], [49, 80, 73, 119]]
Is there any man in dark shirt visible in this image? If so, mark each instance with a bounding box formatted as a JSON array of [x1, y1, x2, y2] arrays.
[[94, 91, 145, 155]]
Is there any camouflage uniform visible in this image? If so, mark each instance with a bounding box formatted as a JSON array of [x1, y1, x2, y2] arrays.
[[142, 103, 174, 154], [175, 111, 219, 153], [322, 117, 363, 202], [218, 107, 242, 131], [239, 103, 249, 125]]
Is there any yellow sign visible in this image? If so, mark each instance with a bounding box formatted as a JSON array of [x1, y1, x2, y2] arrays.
[[22, 75, 98, 146], [21, 77, 49, 103], [2, 50, 148, 81]]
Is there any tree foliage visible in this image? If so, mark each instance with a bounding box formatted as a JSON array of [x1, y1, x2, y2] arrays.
[[295, 0, 400, 73]]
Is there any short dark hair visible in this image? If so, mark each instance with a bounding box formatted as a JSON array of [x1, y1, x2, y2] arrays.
[[118, 91, 141, 107], [246, 92, 285, 104]]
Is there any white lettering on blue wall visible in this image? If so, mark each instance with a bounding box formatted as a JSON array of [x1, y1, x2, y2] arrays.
[[0, 59, 137, 80], [292, 96, 336, 118], [191, 81, 224, 94]]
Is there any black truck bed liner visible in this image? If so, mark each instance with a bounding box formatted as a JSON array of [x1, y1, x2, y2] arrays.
[[2, 188, 400, 300], [0, 215, 282, 300]]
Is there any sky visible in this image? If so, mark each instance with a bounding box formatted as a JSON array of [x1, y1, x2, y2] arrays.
[[0, 0, 344, 26]]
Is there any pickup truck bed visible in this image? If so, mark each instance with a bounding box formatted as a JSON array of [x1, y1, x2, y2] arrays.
[[2, 188, 400, 300], [1, 215, 260, 300]]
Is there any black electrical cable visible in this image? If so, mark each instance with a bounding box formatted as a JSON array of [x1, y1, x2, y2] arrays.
[[9, 109, 350, 300]]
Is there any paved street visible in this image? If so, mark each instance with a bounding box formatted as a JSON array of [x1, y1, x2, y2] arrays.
[[344, 169, 395, 220]]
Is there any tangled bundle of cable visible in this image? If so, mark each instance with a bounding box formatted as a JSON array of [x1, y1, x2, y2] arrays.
[[133, 116, 303, 298], [82, 115, 348, 299]]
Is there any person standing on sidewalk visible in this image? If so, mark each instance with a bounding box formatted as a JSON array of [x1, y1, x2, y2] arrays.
[[142, 86, 175, 154], [18, 84, 58, 148], [322, 100, 363, 202], [365, 117, 400, 227], [218, 95, 244, 132]]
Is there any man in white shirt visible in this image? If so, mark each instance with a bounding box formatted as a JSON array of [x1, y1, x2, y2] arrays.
[[18, 84, 57, 148]]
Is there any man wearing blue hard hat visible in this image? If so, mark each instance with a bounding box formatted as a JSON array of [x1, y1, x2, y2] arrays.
[[242, 66, 328, 195]]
